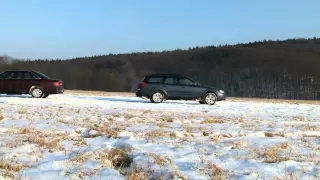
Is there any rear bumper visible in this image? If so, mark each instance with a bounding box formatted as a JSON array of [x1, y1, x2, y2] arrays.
[[56, 86, 64, 94], [136, 89, 142, 97]]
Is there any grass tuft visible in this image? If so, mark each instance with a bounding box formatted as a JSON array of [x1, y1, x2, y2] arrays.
[[127, 171, 149, 180], [108, 148, 133, 169], [265, 132, 285, 137], [200, 117, 225, 124], [0, 109, 3, 121], [0, 158, 28, 178], [148, 152, 167, 167], [206, 163, 223, 180], [260, 144, 290, 163], [145, 129, 165, 138]]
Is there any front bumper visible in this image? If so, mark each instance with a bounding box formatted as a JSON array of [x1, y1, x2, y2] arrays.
[[216, 92, 226, 101]]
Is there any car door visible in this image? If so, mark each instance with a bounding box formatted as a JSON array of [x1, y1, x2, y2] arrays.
[[163, 76, 180, 99], [0, 71, 11, 93], [0, 71, 16, 94], [10, 71, 24, 94], [21, 71, 40, 94], [178, 77, 205, 99]]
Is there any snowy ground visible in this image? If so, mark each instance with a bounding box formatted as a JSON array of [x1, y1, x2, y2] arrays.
[[0, 93, 320, 180]]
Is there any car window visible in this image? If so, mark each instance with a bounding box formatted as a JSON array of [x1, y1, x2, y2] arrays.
[[30, 72, 40, 79], [4, 72, 16, 79], [0, 72, 10, 79], [164, 77, 178, 85], [147, 77, 163, 84], [35, 72, 50, 79], [23, 72, 40, 79], [12, 71, 23, 79], [179, 77, 195, 86], [23, 72, 32, 79]]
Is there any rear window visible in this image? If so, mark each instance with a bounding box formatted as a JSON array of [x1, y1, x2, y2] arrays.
[[34, 72, 50, 79], [0, 72, 10, 79], [147, 77, 163, 84], [0, 71, 15, 79]]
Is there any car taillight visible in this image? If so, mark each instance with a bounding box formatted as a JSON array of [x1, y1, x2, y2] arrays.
[[53, 82, 61, 86], [139, 82, 147, 88]]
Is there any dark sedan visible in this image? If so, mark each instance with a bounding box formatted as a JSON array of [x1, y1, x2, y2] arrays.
[[0, 70, 64, 98]]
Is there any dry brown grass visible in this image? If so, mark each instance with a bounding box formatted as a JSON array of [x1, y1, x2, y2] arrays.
[[166, 119, 174, 123], [27, 134, 63, 151], [260, 143, 290, 163], [103, 128, 119, 138], [184, 125, 193, 133], [0, 158, 28, 178], [156, 123, 168, 128], [169, 131, 177, 138], [107, 148, 133, 169], [231, 140, 248, 149], [148, 153, 167, 167], [0, 159, 26, 172], [201, 117, 225, 124], [0, 108, 3, 121], [89, 123, 120, 138], [70, 152, 90, 165], [265, 132, 285, 137], [145, 129, 166, 138], [273, 172, 296, 180], [292, 116, 306, 121], [170, 169, 187, 180], [126, 172, 149, 180], [15, 127, 39, 134], [206, 163, 223, 180]]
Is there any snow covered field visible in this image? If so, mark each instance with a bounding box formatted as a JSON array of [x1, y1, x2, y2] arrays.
[[0, 93, 320, 180]]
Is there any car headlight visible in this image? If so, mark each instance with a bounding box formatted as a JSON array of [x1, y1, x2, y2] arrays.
[[219, 90, 224, 93]]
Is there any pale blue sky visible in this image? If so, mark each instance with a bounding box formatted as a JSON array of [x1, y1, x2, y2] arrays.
[[0, 0, 319, 59]]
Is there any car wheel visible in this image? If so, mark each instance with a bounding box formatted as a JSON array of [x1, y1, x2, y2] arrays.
[[150, 91, 164, 103], [31, 87, 44, 98], [204, 92, 217, 105]]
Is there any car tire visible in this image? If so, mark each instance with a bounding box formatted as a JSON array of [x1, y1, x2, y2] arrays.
[[199, 101, 206, 104], [42, 94, 49, 98], [30, 87, 44, 98], [204, 92, 217, 105], [150, 91, 164, 103]]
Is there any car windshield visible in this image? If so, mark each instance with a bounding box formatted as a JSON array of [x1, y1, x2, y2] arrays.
[[187, 77, 201, 86]]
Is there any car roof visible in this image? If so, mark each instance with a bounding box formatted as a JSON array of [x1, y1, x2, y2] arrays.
[[4, 70, 42, 73], [148, 73, 184, 77], [6, 69, 33, 72]]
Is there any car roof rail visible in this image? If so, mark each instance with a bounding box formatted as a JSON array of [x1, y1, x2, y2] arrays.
[[150, 73, 183, 77]]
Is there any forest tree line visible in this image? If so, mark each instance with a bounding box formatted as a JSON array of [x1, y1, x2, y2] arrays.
[[1, 37, 320, 100]]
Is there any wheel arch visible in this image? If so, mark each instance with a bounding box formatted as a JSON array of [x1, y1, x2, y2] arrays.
[[202, 90, 218, 99]]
